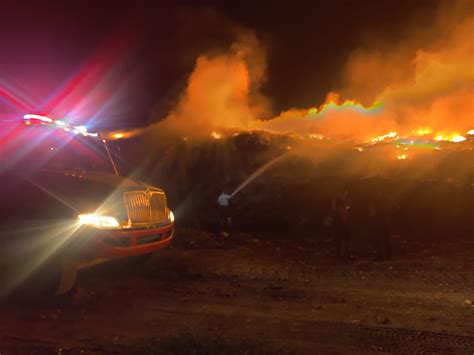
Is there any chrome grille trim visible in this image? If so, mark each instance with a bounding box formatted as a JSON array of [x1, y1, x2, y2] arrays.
[[123, 190, 167, 225]]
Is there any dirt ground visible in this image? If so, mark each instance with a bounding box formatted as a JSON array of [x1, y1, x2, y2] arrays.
[[1, 228, 473, 354]]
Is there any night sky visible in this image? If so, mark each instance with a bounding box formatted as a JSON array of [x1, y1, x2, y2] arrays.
[[1, 0, 440, 129]]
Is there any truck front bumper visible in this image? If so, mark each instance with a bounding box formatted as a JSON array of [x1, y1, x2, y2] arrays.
[[73, 223, 174, 269]]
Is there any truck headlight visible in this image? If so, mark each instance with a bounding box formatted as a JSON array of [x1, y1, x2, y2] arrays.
[[168, 210, 175, 223], [77, 214, 121, 229]]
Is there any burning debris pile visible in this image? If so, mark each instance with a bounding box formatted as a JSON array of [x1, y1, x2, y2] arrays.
[[116, 130, 473, 241]]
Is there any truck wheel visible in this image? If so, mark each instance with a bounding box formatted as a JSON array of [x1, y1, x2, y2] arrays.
[[55, 260, 78, 296], [6, 256, 77, 300], [0, 261, 12, 301]]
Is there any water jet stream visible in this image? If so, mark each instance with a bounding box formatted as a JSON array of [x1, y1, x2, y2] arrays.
[[230, 152, 290, 198]]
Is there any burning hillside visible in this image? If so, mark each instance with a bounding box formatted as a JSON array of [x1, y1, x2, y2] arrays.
[[106, 0, 473, 164]]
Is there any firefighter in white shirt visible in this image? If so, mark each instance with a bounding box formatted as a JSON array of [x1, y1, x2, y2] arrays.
[[218, 190, 232, 232]]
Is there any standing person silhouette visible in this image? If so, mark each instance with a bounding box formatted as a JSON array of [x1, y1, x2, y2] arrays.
[[332, 189, 351, 260], [218, 189, 232, 235], [369, 189, 392, 261]]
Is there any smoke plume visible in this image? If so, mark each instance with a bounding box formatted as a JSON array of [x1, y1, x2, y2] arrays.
[[156, 28, 270, 137], [147, 0, 473, 146]]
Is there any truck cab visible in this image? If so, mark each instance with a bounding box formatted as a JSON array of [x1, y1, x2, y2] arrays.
[[0, 115, 174, 298]]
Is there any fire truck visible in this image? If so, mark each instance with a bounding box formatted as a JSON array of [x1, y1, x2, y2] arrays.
[[0, 115, 174, 298]]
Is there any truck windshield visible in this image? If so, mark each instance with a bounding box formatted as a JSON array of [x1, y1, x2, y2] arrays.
[[0, 123, 116, 174]]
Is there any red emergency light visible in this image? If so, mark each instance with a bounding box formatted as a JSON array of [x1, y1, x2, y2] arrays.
[[22, 114, 98, 137]]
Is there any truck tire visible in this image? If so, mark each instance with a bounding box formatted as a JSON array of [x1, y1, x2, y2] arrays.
[[1, 255, 77, 301], [55, 259, 78, 296]]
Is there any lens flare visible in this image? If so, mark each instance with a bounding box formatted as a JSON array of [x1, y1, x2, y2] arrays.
[[317, 97, 383, 117]]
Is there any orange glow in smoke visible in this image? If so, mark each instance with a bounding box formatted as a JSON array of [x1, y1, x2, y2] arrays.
[[412, 128, 433, 136]]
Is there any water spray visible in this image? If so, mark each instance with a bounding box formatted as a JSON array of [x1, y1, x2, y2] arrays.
[[230, 151, 291, 198]]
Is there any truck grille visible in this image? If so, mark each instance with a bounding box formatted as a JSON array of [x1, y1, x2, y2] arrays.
[[123, 190, 167, 225]]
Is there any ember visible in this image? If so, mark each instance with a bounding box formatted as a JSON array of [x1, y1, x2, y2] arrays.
[[211, 131, 223, 139]]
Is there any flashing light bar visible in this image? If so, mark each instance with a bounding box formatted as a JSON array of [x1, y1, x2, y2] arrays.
[[75, 126, 87, 133], [23, 114, 53, 123], [23, 114, 98, 137]]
